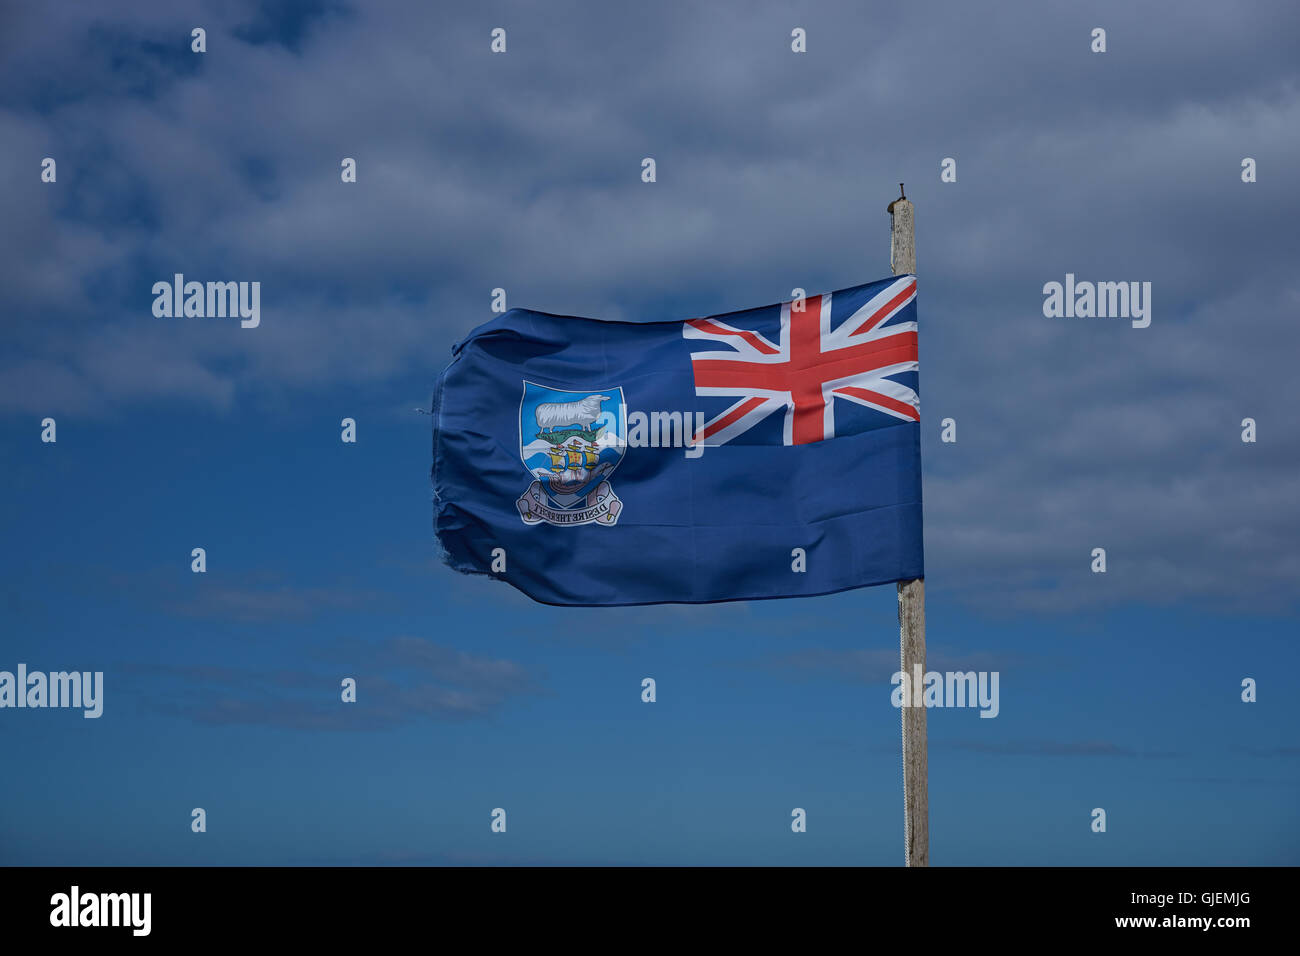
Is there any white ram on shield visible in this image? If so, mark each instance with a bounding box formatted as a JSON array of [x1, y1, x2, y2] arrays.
[[535, 394, 611, 432]]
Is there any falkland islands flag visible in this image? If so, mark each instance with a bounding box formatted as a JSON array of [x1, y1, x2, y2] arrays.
[[432, 275, 923, 606]]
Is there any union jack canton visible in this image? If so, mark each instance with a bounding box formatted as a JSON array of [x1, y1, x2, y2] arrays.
[[685, 276, 919, 446]]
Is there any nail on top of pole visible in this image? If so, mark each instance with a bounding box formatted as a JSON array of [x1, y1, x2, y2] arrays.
[[887, 183, 907, 214]]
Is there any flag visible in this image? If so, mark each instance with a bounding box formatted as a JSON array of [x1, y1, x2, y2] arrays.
[[432, 274, 923, 606]]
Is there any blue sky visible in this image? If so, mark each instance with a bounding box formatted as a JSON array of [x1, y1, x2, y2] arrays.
[[1, 0, 1297, 865]]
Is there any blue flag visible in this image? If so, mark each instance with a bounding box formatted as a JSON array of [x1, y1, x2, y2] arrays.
[[433, 275, 923, 606]]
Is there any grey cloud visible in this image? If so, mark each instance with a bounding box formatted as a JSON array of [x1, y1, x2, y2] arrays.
[[167, 578, 378, 622], [73, 565, 381, 622], [1236, 745, 1300, 758], [939, 739, 1185, 758], [750, 646, 1047, 683], [127, 637, 542, 729], [1, 0, 1297, 612]]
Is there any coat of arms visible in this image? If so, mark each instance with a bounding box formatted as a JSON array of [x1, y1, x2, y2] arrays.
[[517, 382, 625, 526]]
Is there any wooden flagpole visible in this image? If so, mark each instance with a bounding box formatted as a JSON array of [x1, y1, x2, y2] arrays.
[[888, 184, 928, 867]]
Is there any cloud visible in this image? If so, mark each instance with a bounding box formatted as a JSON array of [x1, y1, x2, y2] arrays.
[[937, 739, 1185, 758], [378, 636, 537, 698], [1236, 745, 1300, 758], [2, 0, 1298, 613], [749, 646, 1047, 684], [126, 636, 542, 729], [164, 580, 378, 622], [81, 566, 382, 622]]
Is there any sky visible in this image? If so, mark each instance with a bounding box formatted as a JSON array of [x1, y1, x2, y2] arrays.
[[1, 0, 1297, 865]]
